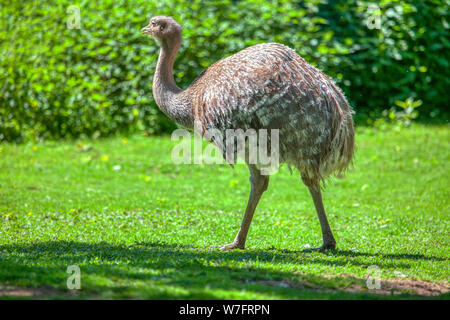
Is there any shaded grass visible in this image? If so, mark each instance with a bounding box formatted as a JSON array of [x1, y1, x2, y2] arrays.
[[0, 124, 449, 299]]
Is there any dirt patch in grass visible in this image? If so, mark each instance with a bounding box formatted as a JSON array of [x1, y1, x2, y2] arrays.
[[346, 278, 449, 297], [256, 276, 449, 297], [329, 274, 449, 297], [0, 285, 81, 299]]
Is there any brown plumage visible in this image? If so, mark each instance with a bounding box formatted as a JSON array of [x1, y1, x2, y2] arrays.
[[141, 16, 354, 251]]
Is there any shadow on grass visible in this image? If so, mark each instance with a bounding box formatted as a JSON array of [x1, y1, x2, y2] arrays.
[[0, 241, 446, 299]]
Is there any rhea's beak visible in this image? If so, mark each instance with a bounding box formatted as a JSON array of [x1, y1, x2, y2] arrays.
[[141, 26, 152, 35]]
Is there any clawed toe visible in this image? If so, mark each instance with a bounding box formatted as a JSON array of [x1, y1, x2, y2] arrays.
[[303, 242, 336, 252], [209, 242, 244, 251]]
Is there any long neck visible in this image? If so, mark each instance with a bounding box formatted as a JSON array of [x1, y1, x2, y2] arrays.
[[153, 38, 193, 128]]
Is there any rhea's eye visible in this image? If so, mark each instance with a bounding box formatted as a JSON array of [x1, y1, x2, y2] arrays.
[[151, 22, 156, 27]]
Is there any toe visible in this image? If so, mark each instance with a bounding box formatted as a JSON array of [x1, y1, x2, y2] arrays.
[[209, 243, 244, 251], [303, 243, 336, 252]]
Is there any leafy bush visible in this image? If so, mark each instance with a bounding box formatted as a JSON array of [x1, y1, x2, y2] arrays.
[[389, 97, 422, 126], [1, 0, 170, 142], [1, 0, 448, 142], [369, 97, 422, 131], [318, 0, 449, 122]]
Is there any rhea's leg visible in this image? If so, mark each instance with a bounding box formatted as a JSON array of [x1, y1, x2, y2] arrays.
[[302, 176, 336, 251], [214, 165, 269, 250]]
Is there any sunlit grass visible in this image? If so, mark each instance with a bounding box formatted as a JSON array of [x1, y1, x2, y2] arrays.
[[0, 124, 449, 299]]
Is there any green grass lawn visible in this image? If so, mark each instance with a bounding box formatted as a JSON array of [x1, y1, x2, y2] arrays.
[[0, 124, 449, 299]]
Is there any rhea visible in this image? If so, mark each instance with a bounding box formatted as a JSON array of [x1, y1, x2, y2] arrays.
[[141, 16, 354, 251]]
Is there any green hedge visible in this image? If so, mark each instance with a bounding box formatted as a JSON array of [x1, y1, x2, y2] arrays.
[[1, 0, 449, 142]]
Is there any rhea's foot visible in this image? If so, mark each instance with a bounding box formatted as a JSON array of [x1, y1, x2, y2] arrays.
[[209, 242, 244, 251], [303, 241, 336, 252]]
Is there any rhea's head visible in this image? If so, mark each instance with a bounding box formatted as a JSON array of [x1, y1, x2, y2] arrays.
[[141, 16, 182, 48]]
